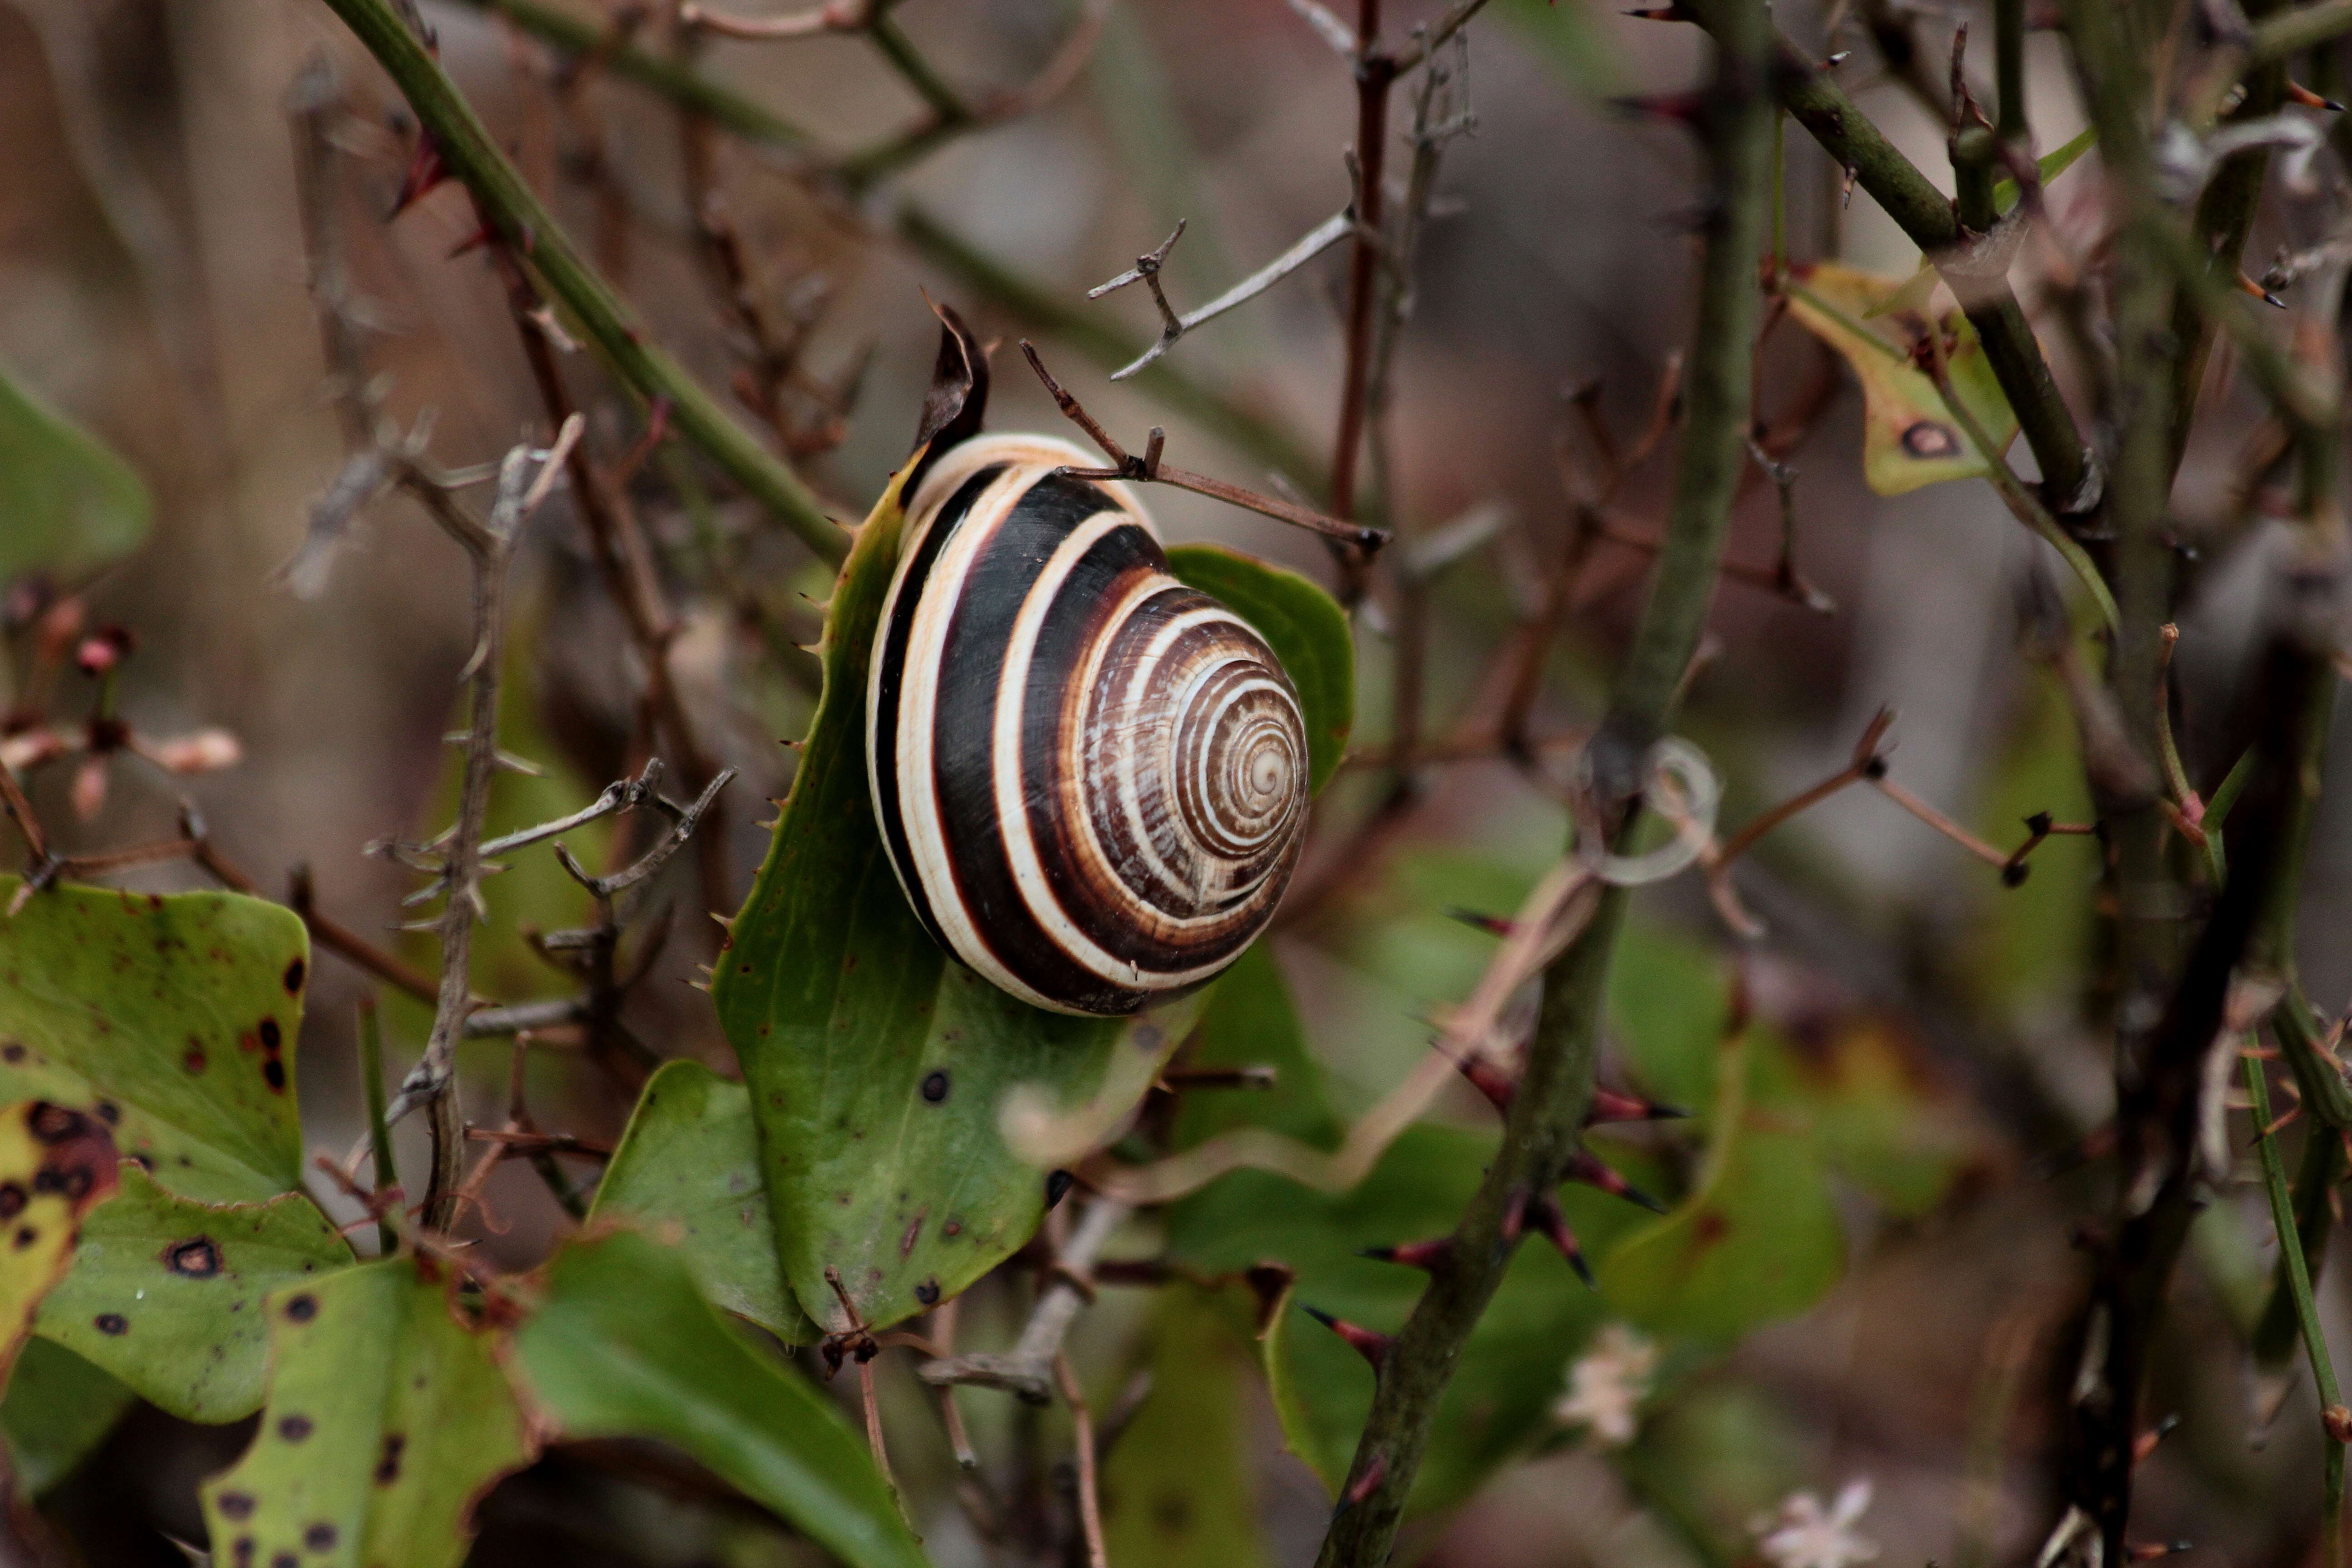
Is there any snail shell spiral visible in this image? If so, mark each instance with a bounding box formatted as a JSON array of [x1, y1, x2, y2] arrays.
[[867, 433, 1311, 1017]]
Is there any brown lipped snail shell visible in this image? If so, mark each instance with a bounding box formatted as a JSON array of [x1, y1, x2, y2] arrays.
[[866, 432, 1311, 1016]]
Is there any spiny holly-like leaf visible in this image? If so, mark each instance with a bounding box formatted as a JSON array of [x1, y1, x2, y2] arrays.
[[587, 1060, 818, 1343], [0, 357, 151, 584], [1784, 262, 2021, 496], [712, 460, 1186, 1336], [1102, 1286, 1273, 1568], [199, 1259, 534, 1568], [1601, 1029, 1846, 1342], [0, 880, 308, 1203], [508, 1229, 926, 1568], [0, 1102, 118, 1386], [0, 1338, 133, 1497], [1164, 543, 1355, 794], [1162, 952, 1632, 1512], [34, 1163, 353, 1422]]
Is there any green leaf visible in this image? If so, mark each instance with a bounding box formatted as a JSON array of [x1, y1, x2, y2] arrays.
[[1164, 544, 1356, 794], [0, 1100, 120, 1386], [509, 1229, 926, 1568], [587, 1060, 818, 1343], [1102, 1288, 1273, 1568], [199, 1260, 535, 1568], [0, 880, 309, 1203], [1163, 957, 1635, 1513], [1602, 1031, 1846, 1342], [0, 1338, 133, 1497], [713, 462, 1186, 1336], [0, 357, 151, 584], [1784, 263, 2022, 496], [1994, 126, 2097, 214], [34, 1163, 354, 1422]]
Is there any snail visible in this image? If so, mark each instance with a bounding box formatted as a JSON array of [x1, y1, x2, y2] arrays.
[[866, 394, 1312, 1016]]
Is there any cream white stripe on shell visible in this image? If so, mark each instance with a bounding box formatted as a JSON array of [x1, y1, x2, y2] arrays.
[[985, 510, 1232, 998], [890, 462, 1041, 1006]]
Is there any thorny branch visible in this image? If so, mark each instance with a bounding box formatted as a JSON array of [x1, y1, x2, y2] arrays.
[[1313, 1, 1774, 1554], [1019, 343, 1387, 550]]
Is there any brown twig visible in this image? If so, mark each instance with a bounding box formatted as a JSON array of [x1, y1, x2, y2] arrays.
[[1019, 343, 1387, 550], [1056, 1353, 1109, 1568]]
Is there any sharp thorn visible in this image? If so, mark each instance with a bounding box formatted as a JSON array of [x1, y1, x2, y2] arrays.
[[1455, 1054, 1516, 1113], [2287, 80, 2344, 110], [1444, 906, 1517, 938], [1302, 1306, 1392, 1368], [1525, 1191, 1598, 1288], [1359, 1237, 1450, 1272], [1587, 1086, 1689, 1124], [1564, 1151, 1668, 1213]]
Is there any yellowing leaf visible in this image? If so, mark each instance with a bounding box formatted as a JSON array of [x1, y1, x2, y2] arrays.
[[0, 1102, 118, 1383], [1785, 262, 2021, 496], [199, 1260, 534, 1568]]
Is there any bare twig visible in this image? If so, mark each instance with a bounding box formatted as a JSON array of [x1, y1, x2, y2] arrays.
[[1093, 211, 1353, 379], [920, 1196, 1128, 1400], [1020, 343, 1386, 550], [1056, 1354, 1109, 1568]]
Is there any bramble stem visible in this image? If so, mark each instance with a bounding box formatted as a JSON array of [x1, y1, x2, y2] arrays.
[[2246, 1057, 2347, 1568], [313, 0, 843, 561], [1307, 3, 1774, 1558]]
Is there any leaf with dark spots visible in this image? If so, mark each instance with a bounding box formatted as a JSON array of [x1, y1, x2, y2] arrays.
[[1782, 262, 2020, 496], [0, 1101, 117, 1389], [508, 1230, 925, 1568], [200, 1260, 533, 1568], [587, 1060, 816, 1343], [34, 1164, 353, 1423], [711, 462, 1194, 1337], [0, 880, 308, 1203]]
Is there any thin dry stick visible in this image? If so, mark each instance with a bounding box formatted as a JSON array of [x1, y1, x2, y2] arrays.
[[1056, 1353, 1109, 1568], [920, 1196, 1129, 1400], [399, 432, 574, 1232], [1330, 0, 1395, 539], [1091, 211, 1353, 379], [1020, 343, 1387, 550]]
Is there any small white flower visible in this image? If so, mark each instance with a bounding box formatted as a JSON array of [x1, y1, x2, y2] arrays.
[[1754, 1479, 1881, 1568], [1552, 1322, 1658, 1446]]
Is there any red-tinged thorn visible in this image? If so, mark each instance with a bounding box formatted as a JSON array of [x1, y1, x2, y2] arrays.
[[2127, 1543, 2192, 1562], [1608, 91, 1705, 126], [389, 136, 451, 220], [1360, 1237, 1449, 1272], [447, 223, 497, 260], [2133, 1412, 2180, 1465], [1621, 5, 1687, 18], [1525, 1191, 1599, 1289], [1343, 1454, 1387, 1509], [1444, 906, 1516, 938], [1587, 1086, 1690, 1124], [1303, 1306, 1392, 1368], [2287, 80, 2345, 110], [1455, 1054, 1516, 1113], [2237, 270, 2287, 309], [1565, 1150, 1668, 1213]]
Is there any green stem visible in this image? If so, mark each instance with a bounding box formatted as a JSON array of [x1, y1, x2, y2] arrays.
[[316, 0, 844, 561], [2253, 1107, 2344, 1367], [356, 994, 400, 1255], [865, 10, 972, 124], [2246, 1055, 2347, 1568], [1995, 0, 2028, 146], [1308, 4, 1775, 1558]]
